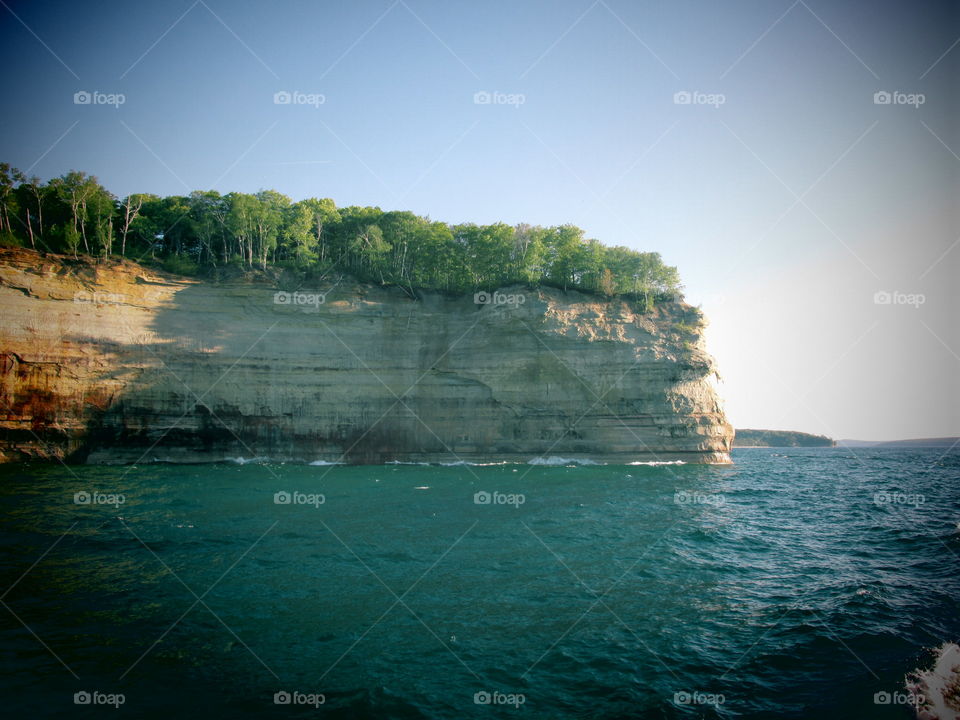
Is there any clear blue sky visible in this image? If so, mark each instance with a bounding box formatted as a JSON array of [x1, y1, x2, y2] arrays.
[[1, 0, 957, 440]]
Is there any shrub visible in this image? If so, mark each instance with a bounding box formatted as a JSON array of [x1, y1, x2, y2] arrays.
[[162, 254, 199, 276]]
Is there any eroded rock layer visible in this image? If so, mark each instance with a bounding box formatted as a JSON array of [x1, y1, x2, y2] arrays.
[[0, 249, 732, 464]]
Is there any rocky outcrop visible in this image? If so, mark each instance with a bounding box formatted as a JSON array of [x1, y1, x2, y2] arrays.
[[0, 249, 732, 464]]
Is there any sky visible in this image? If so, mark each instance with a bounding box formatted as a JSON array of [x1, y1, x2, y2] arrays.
[[0, 0, 957, 441]]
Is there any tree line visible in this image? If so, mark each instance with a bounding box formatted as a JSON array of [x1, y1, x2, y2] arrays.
[[0, 162, 682, 300]]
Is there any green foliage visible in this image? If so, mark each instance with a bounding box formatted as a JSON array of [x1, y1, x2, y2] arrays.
[[161, 253, 199, 276], [734, 429, 835, 447], [0, 230, 22, 247], [0, 161, 684, 301]]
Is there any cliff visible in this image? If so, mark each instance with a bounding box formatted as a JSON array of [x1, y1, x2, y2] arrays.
[[0, 248, 732, 464]]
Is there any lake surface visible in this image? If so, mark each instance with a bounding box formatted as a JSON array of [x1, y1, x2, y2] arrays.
[[1, 448, 957, 718]]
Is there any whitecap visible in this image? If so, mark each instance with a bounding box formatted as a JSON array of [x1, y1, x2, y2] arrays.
[[627, 460, 687, 466], [906, 642, 960, 719], [308, 460, 343, 466], [528, 456, 602, 466], [227, 456, 270, 465]]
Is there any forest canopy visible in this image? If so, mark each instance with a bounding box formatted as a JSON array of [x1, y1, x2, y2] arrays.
[[0, 163, 682, 300]]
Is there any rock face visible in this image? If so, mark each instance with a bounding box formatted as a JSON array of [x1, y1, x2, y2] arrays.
[[0, 249, 732, 464]]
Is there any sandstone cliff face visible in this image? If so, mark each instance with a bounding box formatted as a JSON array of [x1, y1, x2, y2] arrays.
[[0, 249, 732, 464]]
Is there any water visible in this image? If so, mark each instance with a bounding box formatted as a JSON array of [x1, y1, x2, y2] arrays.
[[1, 448, 957, 719]]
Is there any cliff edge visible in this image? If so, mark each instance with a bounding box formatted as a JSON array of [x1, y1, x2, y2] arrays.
[[0, 249, 732, 464]]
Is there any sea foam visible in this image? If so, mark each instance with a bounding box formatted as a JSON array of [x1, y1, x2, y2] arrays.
[[907, 642, 960, 720], [527, 456, 602, 466]]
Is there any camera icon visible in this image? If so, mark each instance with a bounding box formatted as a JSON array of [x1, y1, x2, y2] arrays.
[[673, 691, 691, 705], [274, 491, 291, 505], [473, 292, 490, 305], [873, 91, 891, 105], [473, 491, 491, 505], [873, 691, 891, 704], [274, 291, 291, 305], [74, 691, 92, 705], [673, 490, 690, 505], [473, 91, 491, 105], [274, 691, 291, 704], [273, 91, 291, 105], [74, 491, 91, 505], [473, 691, 492, 704], [873, 290, 891, 305], [673, 91, 692, 105], [74, 91, 92, 105]]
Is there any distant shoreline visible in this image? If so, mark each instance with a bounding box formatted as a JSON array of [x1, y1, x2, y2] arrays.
[[733, 429, 834, 448], [837, 437, 959, 449]]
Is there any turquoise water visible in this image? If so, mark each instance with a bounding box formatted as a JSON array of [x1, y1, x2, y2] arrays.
[[1, 448, 957, 718]]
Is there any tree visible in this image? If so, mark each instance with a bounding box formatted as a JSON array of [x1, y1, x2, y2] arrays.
[[119, 194, 150, 257], [0, 160, 685, 305], [543, 224, 584, 291], [280, 202, 316, 265], [294, 197, 339, 266], [512, 223, 547, 283], [49, 171, 107, 257], [252, 190, 290, 267], [18, 176, 48, 250], [188, 191, 226, 266], [0, 163, 22, 238], [86, 184, 116, 257], [226, 192, 257, 266]]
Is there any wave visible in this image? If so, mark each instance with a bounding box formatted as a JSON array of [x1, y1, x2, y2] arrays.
[[153, 456, 679, 468], [226, 456, 271, 465], [527, 456, 603, 466], [906, 642, 960, 720], [386, 460, 510, 467]]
